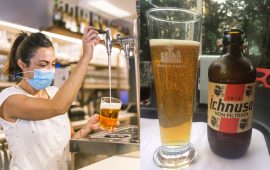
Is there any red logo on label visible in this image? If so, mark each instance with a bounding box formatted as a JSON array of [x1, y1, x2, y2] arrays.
[[219, 117, 239, 133], [224, 84, 245, 101]]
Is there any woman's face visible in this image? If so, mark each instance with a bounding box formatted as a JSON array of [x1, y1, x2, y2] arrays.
[[20, 47, 56, 78]]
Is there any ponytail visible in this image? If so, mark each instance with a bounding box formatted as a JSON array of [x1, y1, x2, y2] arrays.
[[4, 32, 28, 76], [4, 32, 53, 77]]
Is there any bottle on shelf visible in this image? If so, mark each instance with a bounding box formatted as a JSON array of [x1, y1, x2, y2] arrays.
[[53, 0, 62, 27], [63, 3, 71, 30], [207, 28, 256, 158], [59, 4, 65, 28], [78, 9, 87, 34], [89, 12, 93, 27], [84, 12, 89, 26], [74, 6, 80, 33], [70, 7, 78, 32], [93, 14, 99, 30], [98, 15, 103, 30]]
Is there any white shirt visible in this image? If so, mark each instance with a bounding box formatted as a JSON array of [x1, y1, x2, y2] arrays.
[[0, 85, 71, 170]]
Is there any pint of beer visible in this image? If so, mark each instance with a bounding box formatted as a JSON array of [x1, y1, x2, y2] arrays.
[[99, 97, 122, 130], [150, 39, 200, 146], [146, 8, 201, 168]]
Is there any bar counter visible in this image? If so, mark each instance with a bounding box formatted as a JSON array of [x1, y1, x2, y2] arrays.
[[78, 151, 139, 170]]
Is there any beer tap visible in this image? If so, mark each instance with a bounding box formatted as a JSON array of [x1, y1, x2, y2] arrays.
[[95, 28, 112, 57], [95, 26, 138, 138], [111, 34, 135, 58], [104, 29, 112, 57], [95, 28, 134, 58]]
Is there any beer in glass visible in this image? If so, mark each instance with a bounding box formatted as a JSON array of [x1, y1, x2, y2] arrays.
[[99, 97, 122, 130], [146, 8, 201, 168]]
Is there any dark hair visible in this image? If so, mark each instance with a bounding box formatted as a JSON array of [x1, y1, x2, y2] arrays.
[[4, 32, 53, 76]]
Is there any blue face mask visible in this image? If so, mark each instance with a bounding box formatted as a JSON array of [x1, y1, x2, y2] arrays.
[[28, 69, 55, 90], [15, 69, 55, 90]]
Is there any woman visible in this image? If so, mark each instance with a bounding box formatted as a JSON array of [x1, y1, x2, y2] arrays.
[[0, 27, 101, 169]]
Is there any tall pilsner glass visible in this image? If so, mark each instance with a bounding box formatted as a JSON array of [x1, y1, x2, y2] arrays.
[[146, 8, 201, 168]]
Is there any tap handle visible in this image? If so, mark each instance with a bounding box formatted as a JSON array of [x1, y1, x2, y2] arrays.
[[93, 28, 112, 57], [104, 28, 112, 56]]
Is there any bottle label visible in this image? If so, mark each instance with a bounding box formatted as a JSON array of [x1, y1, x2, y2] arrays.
[[208, 82, 255, 133]]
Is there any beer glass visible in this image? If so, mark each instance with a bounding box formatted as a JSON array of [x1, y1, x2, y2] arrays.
[[146, 8, 201, 168], [99, 97, 122, 130]]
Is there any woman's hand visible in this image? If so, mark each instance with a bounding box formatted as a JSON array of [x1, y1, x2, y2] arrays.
[[71, 114, 99, 139], [82, 114, 100, 136], [76, 114, 121, 139], [84, 114, 120, 133], [82, 27, 99, 60]]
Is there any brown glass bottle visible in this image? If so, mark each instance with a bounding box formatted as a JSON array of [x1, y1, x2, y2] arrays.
[[207, 29, 256, 158]]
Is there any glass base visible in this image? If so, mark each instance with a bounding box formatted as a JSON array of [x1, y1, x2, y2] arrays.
[[153, 143, 198, 169]]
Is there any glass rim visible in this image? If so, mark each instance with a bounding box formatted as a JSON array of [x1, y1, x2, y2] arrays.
[[101, 97, 122, 104], [146, 7, 201, 24]]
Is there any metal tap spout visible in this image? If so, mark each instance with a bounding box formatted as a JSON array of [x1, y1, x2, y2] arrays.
[[95, 28, 135, 58], [112, 34, 135, 58], [94, 28, 112, 57]]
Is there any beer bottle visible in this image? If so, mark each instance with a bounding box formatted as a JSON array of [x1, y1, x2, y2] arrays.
[[52, 0, 60, 26], [207, 28, 256, 158], [89, 12, 93, 27]]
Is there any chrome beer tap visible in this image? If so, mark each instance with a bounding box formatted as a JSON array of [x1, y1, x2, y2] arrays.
[[95, 28, 135, 58], [95, 28, 112, 57], [112, 34, 135, 58], [95, 23, 139, 140], [104, 29, 112, 57]]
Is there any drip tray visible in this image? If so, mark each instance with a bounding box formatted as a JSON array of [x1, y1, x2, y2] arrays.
[[70, 125, 139, 155]]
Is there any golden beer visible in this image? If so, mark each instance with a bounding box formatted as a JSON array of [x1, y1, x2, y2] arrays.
[[99, 97, 122, 130], [150, 39, 200, 146]]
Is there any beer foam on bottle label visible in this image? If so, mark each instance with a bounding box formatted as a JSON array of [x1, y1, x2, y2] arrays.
[[100, 102, 121, 109], [207, 82, 255, 133]]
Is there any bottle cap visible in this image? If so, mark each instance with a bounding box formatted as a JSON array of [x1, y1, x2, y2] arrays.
[[223, 28, 244, 45]]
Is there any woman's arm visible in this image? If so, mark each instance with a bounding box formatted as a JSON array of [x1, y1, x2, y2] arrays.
[[1, 27, 99, 121]]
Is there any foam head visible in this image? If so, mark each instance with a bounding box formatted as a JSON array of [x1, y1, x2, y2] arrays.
[[149, 39, 200, 47], [100, 102, 122, 110]]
